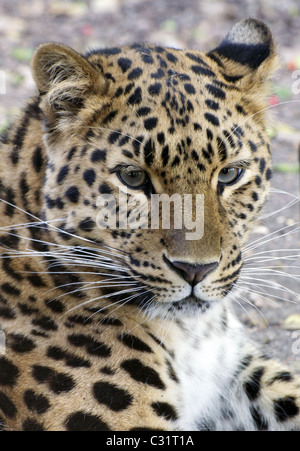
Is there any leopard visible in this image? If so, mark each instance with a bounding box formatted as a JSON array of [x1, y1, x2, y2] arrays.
[[0, 18, 299, 431]]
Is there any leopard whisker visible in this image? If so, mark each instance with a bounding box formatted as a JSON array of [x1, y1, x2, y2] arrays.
[[238, 276, 299, 302], [223, 100, 300, 149], [244, 224, 300, 252], [96, 288, 156, 325], [241, 268, 300, 280], [65, 286, 145, 313], [237, 283, 295, 308], [230, 287, 270, 326]]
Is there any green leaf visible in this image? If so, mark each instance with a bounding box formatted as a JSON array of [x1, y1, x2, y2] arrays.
[[12, 48, 34, 62], [273, 163, 300, 174], [271, 84, 292, 100], [160, 19, 178, 33], [0, 121, 10, 134]]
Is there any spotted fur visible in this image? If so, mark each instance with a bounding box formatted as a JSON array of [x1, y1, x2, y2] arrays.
[[0, 19, 299, 431]]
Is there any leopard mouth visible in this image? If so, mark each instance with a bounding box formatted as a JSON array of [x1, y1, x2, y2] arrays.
[[167, 295, 211, 313]]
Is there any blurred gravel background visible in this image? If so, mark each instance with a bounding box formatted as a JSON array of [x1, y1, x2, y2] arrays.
[[0, 0, 299, 369]]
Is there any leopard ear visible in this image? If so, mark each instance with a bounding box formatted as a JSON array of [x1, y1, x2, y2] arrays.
[[208, 18, 278, 89], [31, 43, 108, 124]]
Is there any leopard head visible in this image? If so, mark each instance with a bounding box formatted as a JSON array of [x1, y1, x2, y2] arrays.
[[31, 18, 278, 318]]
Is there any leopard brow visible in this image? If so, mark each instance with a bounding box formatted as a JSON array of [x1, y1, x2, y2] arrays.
[[109, 164, 145, 174], [226, 159, 252, 169]]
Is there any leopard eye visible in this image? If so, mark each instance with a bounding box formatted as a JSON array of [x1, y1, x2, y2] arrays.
[[218, 167, 244, 186], [117, 166, 148, 189]]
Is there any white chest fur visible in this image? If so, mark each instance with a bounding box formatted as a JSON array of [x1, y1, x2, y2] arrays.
[[171, 303, 245, 430]]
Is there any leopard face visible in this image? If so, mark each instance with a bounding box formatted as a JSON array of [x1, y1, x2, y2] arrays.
[[32, 19, 277, 319]]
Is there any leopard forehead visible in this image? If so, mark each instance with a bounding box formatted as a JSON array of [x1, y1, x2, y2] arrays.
[[82, 44, 269, 178]]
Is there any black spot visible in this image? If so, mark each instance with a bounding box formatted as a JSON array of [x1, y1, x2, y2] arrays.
[[91, 149, 106, 162], [186, 52, 208, 65], [97, 47, 121, 56], [184, 83, 196, 94], [205, 99, 219, 110], [274, 397, 299, 422], [102, 110, 118, 125], [118, 57, 132, 73], [0, 357, 19, 386], [47, 346, 90, 368], [32, 146, 44, 173], [205, 113, 220, 126], [27, 273, 46, 287], [250, 406, 269, 431], [0, 391, 17, 418], [99, 317, 122, 326], [24, 390, 50, 414], [67, 146, 77, 160], [65, 186, 79, 203], [161, 145, 169, 167], [132, 139, 141, 156], [1, 283, 20, 296], [93, 381, 133, 411], [205, 83, 226, 99], [244, 367, 265, 401], [127, 67, 143, 80], [259, 158, 266, 174], [0, 305, 16, 319], [57, 165, 69, 184], [191, 65, 215, 77], [151, 402, 178, 422], [32, 316, 57, 332], [22, 418, 45, 431], [265, 168, 272, 181], [118, 333, 153, 353], [79, 217, 95, 232], [191, 150, 199, 161], [171, 155, 180, 167], [108, 131, 120, 144], [166, 52, 178, 63], [267, 371, 293, 384], [141, 53, 154, 64], [144, 139, 155, 167], [99, 183, 112, 195], [4, 188, 16, 217], [9, 334, 36, 353], [32, 365, 75, 394], [65, 411, 110, 431], [144, 117, 158, 131], [121, 359, 166, 389], [194, 123, 202, 131], [68, 334, 111, 358], [67, 314, 92, 325], [255, 175, 262, 186], [217, 137, 227, 161], [236, 104, 247, 115], [45, 299, 65, 313], [151, 68, 165, 79], [137, 107, 151, 116], [248, 140, 258, 154], [128, 87, 142, 105], [149, 83, 162, 96], [83, 169, 96, 186], [166, 360, 179, 383]]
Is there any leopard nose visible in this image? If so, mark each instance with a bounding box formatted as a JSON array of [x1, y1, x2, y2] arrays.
[[163, 255, 218, 286]]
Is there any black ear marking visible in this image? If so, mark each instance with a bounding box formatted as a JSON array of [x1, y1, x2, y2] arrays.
[[214, 42, 270, 70], [211, 18, 275, 70]]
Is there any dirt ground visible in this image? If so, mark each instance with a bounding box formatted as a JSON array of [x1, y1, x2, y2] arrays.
[[0, 0, 299, 369]]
